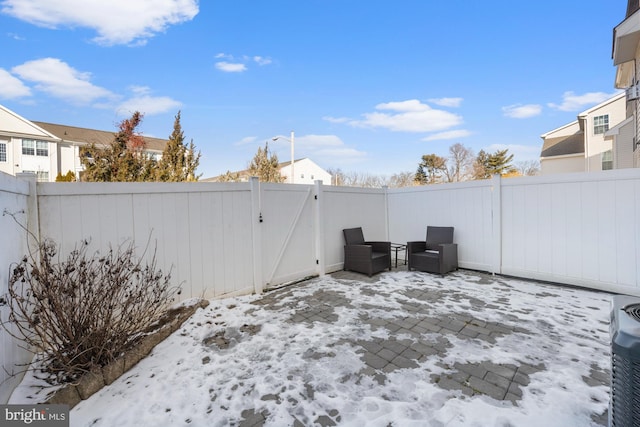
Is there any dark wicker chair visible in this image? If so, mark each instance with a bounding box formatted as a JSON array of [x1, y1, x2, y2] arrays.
[[407, 226, 458, 276], [343, 227, 391, 277]]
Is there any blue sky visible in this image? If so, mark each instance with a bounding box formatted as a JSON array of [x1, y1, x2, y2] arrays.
[[0, 1, 625, 179]]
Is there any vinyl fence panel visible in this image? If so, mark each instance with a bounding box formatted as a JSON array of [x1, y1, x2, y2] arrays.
[[260, 183, 318, 288], [37, 182, 256, 300], [500, 170, 640, 295], [387, 179, 498, 273], [321, 186, 388, 273], [0, 173, 34, 403]]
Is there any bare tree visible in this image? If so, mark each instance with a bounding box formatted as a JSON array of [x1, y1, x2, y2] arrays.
[[326, 169, 414, 188], [444, 143, 475, 182], [515, 160, 540, 176], [387, 171, 415, 188]]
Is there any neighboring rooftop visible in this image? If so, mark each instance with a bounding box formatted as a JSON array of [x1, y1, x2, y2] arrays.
[[32, 121, 168, 152], [540, 131, 585, 158]]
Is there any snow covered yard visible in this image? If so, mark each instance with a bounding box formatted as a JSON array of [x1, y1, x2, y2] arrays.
[[13, 270, 612, 426]]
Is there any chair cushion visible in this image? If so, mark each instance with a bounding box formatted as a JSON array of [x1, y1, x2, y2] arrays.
[[412, 251, 438, 259], [371, 252, 388, 259]]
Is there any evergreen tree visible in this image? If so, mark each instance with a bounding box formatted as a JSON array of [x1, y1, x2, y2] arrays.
[[55, 170, 76, 182], [473, 149, 516, 179], [217, 170, 242, 182], [156, 111, 201, 182], [248, 143, 285, 183], [415, 154, 447, 184], [81, 111, 156, 182], [183, 139, 201, 182]]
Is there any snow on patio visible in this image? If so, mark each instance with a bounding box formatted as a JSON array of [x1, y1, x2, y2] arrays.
[[14, 270, 612, 426]]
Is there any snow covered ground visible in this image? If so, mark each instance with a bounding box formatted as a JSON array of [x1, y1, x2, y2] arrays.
[[11, 271, 612, 426]]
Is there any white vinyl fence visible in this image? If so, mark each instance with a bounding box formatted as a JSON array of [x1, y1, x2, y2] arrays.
[[35, 179, 389, 296], [0, 173, 37, 404], [499, 170, 640, 295], [3, 168, 640, 402], [388, 177, 499, 274], [388, 170, 640, 297]]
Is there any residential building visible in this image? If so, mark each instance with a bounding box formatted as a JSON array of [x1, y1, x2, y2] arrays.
[[612, 0, 640, 168], [0, 104, 167, 181], [0, 105, 61, 182], [205, 157, 333, 185], [278, 158, 332, 185], [540, 92, 626, 175]]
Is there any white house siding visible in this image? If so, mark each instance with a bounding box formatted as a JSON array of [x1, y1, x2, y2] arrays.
[[540, 94, 626, 174], [58, 143, 80, 177], [0, 106, 60, 181], [279, 158, 332, 185], [583, 94, 626, 172], [609, 117, 635, 169], [540, 155, 585, 175]]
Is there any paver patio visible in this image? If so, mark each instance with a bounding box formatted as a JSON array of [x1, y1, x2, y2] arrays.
[[68, 268, 612, 427]]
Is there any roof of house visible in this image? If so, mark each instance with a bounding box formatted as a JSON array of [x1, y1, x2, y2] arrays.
[[32, 121, 168, 152], [277, 158, 310, 168], [628, 0, 640, 18], [540, 131, 585, 158], [576, 92, 625, 118]]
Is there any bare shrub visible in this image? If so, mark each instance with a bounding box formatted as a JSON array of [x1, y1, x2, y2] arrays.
[[1, 236, 181, 383]]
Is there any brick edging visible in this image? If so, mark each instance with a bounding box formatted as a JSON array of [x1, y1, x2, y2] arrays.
[[45, 299, 210, 408]]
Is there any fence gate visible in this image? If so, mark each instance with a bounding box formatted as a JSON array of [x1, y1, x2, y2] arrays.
[[259, 183, 318, 289]]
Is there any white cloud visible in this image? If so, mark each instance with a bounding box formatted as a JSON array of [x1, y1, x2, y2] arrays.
[[213, 54, 272, 72], [351, 99, 463, 133], [502, 104, 542, 119], [548, 91, 621, 112], [271, 134, 367, 166], [11, 58, 114, 104], [117, 86, 181, 116], [422, 130, 472, 141], [215, 62, 247, 73], [7, 32, 25, 40], [323, 116, 350, 124], [235, 136, 258, 146], [253, 56, 272, 66], [0, 0, 198, 46], [0, 68, 31, 99], [428, 97, 463, 108]]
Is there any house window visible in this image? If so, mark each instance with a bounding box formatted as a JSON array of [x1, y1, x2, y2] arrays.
[[594, 115, 609, 135], [22, 170, 49, 181], [36, 140, 49, 156], [602, 150, 613, 170], [36, 171, 49, 182], [22, 139, 49, 156], [22, 140, 35, 155], [0, 142, 6, 162]]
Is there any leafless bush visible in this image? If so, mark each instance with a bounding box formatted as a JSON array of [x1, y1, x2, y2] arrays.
[[1, 235, 181, 383]]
